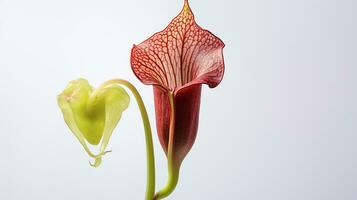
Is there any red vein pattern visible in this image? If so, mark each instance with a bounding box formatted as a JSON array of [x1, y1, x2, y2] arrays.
[[131, 0, 225, 92], [130, 0, 225, 170]]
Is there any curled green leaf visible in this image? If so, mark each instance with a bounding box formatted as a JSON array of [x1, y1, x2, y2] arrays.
[[57, 78, 130, 167]]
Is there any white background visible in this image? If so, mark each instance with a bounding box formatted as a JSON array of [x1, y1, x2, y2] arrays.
[[0, 0, 356, 199]]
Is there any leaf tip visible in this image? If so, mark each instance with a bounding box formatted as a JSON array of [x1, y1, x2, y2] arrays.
[[89, 157, 102, 168]]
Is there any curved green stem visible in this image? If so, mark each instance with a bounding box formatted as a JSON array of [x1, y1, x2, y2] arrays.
[[100, 79, 156, 200], [154, 92, 179, 200], [153, 161, 179, 200]]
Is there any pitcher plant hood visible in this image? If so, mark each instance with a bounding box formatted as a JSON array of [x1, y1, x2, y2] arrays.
[[131, 0, 225, 168]]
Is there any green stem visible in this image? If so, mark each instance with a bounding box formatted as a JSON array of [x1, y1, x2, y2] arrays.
[[153, 92, 179, 200], [101, 79, 156, 200]]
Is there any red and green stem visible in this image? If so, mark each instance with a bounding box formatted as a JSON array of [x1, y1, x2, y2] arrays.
[[154, 92, 180, 200]]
